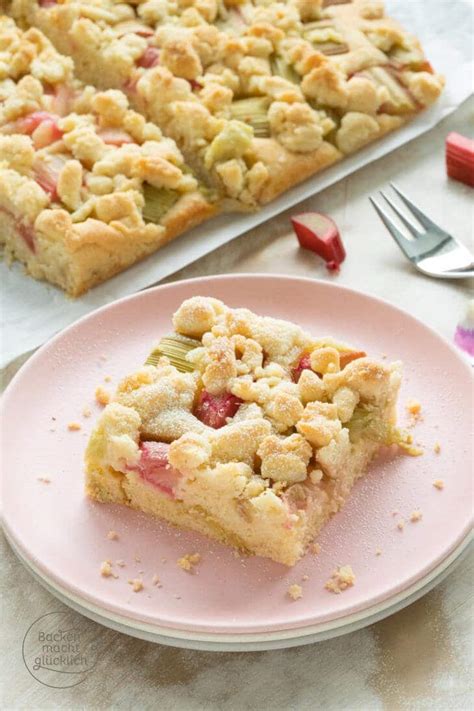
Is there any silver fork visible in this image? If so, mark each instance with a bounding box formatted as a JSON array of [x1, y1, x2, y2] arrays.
[[370, 183, 474, 279]]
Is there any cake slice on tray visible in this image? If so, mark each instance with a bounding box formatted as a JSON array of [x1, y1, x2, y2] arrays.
[[85, 296, 410, 566], [0, 18, 216, 296]]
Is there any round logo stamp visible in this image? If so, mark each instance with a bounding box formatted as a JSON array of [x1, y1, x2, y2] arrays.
[[22, 611, 99, 688]]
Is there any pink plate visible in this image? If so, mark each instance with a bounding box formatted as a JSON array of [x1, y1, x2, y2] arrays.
[[2, 275, 472, 645]]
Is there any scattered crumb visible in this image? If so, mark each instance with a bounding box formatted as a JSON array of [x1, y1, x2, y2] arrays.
[[161, 557, 167, 564], [406, 399, 421, 416], [67, 422, 81, 431], [410, 510, 423, 523], [37, 477, 51, 484], [177, 553, 201, 572], [309, 542, 321, 555], [128, 578, 144, 592], [104, 375, 112, 382], [100, 560, 114, 578], [95, 386, 111, 406], [301, 574, 309, 582], [375, 548, 382, 556], [82, 407, 92, 418], [107, 530, 119, 541], [325, 566, 355, 594], [397, 519, 405, 531], [434, 442, 441, 454], [152, 574, 161, 586], [433, 479, 445, 490], [134, 556, 141, 563], [116, 560, 126, 567], [288, 584, 303, 601]]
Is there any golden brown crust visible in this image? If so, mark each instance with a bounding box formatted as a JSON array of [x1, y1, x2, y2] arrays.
[[252, 138, 342, 204]]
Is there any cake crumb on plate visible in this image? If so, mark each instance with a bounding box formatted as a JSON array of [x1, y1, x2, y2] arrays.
[[116, 560, 126, 567], [375, 548, 382, 556], [434, 442, 441, 454], [288, 584, 303, 601], [397, 519, 405, 531], [128, 578, 144, 592], [100, 560, 115, 578], [95, 387, 111, 406], [82, 407, 92, 418], [67, 422, 81, 431], [433, 479, 445, 490], [107, 530, 119, 541], [325, 565, 355, 594], [177, 553, 201, 572], [410, 510, 423, 522], [152, 574, 161, 586]]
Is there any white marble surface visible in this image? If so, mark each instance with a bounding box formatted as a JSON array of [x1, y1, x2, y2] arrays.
[[2, 99, 473, 710]]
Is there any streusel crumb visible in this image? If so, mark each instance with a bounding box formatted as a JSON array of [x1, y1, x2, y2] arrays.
[[100, 560, 113, 577], [116, 560, 126, 567], [95, 387, 111, 406], [107, 530, 119, 540], [301, 574, 309, 582], [177, 553, 201, 571], [410, 510, 423, 523], [309, 542, 321, 555], [152, 574, 161, 586], [67, 422, 82, 431], [82, 407, 92, 418], [288, 584, 303, 600], [433, 479, 445, 490], [375, 548, 382, 556], [128, 578, 144, 592], [397, 519, 405, 531], [434, 442, 441, 454], [104, 376, 112, 382], [325, 566, 355, 594], [406, 399, 421, 416]]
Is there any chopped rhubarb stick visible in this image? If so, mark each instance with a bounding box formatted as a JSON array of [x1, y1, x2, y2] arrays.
[[137, 47, 160, 68], [31, 119, 63, 148], [136, 442, 181, 497], [446, 132, 474, 187], [195, 391, 242, 429], [50, 84, 76, 116], [292, 353, 312, 382], [33, 155, 67, 201], [97, 128, 134, 146], [340, 351, 366, 368], [15, 111, 60, 136], [17, 220, 36, 252], [292, 212, 346, 268]]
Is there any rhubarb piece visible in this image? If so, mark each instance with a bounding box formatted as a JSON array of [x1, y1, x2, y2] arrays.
[[136, 441, 181, 497], [195, 391, 242, 429], [97, 128, 134, 146], [270, 56, 299, 84], [33, 154, 68, 201], [446, 132, 474, 187], [292, 212, 346, 268], [340, 350, 366, 368], [229, 98, 270, 138], [145, 334, 201, 372], [142, 184, 179, 223], [362, 67, 416, 114], [137, 47, 160, 68], [292, 353, 312, 382]]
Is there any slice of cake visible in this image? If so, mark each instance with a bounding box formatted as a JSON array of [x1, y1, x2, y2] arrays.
[[85, 296, 408, 566], [0, 19, 215, 295]]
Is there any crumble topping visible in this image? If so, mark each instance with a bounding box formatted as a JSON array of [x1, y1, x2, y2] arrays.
[[325, 565, 355, 594], [433, 479, 445, 490], [100, 560, 117, 578], [410, 510, 422, 523], [288, 583, 303, 600], [433, 442, 441, 454]]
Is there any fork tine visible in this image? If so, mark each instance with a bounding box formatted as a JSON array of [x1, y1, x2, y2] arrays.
[[390, 183, 443, 232], [369, 196, 415, 259], [380, 190, 421, 237]]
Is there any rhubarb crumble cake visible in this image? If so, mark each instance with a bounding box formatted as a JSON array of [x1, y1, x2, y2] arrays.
[[0, 18, 215, 295], [9, 0, 444, 209], [85, 296, 408, 566]]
